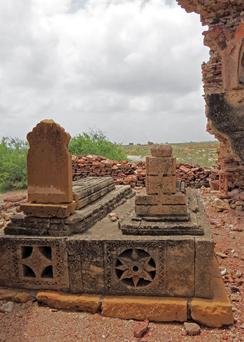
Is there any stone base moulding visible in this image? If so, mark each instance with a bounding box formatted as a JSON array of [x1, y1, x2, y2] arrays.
[[33, 272, 233, 328]]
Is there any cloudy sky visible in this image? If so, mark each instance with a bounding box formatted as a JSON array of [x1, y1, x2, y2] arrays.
[[0, 0, 213, 144]]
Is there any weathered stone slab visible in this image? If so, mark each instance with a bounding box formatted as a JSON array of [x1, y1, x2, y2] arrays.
[[73, 176, 115, 211], [0, 289, 33, 303], [0, 239, 14, 287], [104, 241, 166, 296], [191, 271, 234, 327], [146, 175, 176, 195], [150, 144, 172, 157], [73, 177, 114, 200], [20, 201, 76, 218], [102, 296, 187, 322], [135, 204, 187, 216], [81, 241, 105, 294], [26, 120, 73, 204], [66, 240, 105, 294], [165, 239, 195, 297], [195, 239, 214, 298], [146, 156, 176, 176], [135, 192, 186, 205], [0, 236, 69, 291], [75, 183, 115, 209], [36, 291, 101, 313]]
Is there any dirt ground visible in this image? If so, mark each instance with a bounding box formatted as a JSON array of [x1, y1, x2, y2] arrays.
[[0, 188, 243, 342]]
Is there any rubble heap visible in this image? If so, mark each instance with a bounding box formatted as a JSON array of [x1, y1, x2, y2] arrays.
[[72, 155, 217, 188]]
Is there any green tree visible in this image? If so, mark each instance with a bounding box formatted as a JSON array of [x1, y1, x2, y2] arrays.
[[0, 138, 27, 192]]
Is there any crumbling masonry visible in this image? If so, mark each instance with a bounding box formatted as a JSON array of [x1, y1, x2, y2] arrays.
[[177, 0, 244, 195]]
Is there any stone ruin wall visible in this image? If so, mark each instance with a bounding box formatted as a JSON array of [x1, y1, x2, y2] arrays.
[[177, 0, 244, 195]]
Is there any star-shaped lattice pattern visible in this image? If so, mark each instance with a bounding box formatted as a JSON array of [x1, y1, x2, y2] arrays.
[[115, 248, 156, 287]]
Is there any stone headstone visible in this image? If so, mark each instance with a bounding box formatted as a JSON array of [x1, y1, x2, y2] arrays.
[[20, 120, 76, 218], [27, 119, 73, 204]]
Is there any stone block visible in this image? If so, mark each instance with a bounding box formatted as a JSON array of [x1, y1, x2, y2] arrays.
[[165, 239, 195, 297], [102, 296, 187, 322], [20, 201, 76, 218], [146, 157, 176, 176], [66, 240, 82, 293], [150, 144, 172, 157], [146, 175, 176, 195], [73, 177, 115, 209], [135, 194, 159, 205], [0, 236, 69, 291], [190, 275, 234, 327], [36, 291, 101, 313], [135, 192, 186, 206], [195, 239, 214, 298], [81, 241, 105, 294], [104, 241, 166, 296], [135, 204, 187, 217], [159, 193, 186, 205], [0, 238, 15, 287], [67, 240, 105, 294], [27, 120, 73, 204], [0, 289, 33, 303]]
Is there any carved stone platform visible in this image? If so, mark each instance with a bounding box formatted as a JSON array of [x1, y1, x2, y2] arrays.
[[0, 189, 214, 299]]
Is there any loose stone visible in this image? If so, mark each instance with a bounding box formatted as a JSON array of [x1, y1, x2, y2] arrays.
[[184, 322, 201, 336]]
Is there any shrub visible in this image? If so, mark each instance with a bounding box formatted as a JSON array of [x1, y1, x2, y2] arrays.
[[0, 137, 27, 192], [69, 130, 127, 161]]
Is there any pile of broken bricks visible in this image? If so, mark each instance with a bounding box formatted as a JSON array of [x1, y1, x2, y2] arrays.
[[72, 154, 218, 189]]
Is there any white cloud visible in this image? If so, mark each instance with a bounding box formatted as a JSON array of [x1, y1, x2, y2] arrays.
[[0, 0, 212, 143]]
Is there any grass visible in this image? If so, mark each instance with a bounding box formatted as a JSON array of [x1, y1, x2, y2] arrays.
[[122, 141, 219, 168]]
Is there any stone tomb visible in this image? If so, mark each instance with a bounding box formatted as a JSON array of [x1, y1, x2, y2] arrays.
[[136, 144, 187, 217], [0, 124, 233, 326], [120, 145, 204, 236]]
